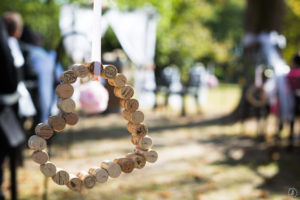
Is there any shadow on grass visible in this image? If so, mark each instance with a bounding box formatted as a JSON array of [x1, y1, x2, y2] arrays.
[[202, 134, 300, 197], [50, 114, 233, 146]]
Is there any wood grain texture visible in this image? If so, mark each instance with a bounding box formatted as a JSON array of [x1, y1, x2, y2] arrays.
[[35, 123, 53, 140], [60, 70, 77, 84], [55, 84, 74, 99], [32, 150, 49, 164], [100, 65, 117, 79], [57, 98, 76, 113], [40, 162, 56, 177], [122, 110, 144, 124], [60, 112, 79, 126], [67, 174, 83, 192], [48, 116, 66, 132], [127, 123, 148, 137], [28, 135, 47, 150], [114, 85, 134, 99], [114, 158, 135, 173], [134, 148, 158, 163], [131, 135, 153, 150], [88, 167, 108, 183], [71, 64, 90, 78], [108, 73, 127, 87], [120, 99, 139, 112], [77, 171, 96, 189], [101, 160, 122, 178], [125, 153, 146, 169], [52, 168, 70, 185]]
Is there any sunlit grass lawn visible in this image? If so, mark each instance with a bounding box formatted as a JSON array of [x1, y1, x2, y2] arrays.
[[3, 83, 299, 200]]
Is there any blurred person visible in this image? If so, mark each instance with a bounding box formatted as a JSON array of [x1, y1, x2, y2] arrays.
[[0, 12, 26, 200], [286, 52, 300, 91], [20, 26, 63, 122]]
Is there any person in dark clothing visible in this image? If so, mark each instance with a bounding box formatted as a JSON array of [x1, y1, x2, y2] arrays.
[[0, 12, 25, 200]]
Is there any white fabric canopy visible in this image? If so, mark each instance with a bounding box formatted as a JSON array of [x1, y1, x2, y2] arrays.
[[104, 8, 158, 67], [59, 5, 158, 108]]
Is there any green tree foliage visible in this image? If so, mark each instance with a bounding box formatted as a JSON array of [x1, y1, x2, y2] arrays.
[[0, 0, 60, 50], [284, 0, 300, 63], [114, 0, 245, 80]]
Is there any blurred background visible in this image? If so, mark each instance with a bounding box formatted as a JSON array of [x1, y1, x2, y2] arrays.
[[1, 0, 300, 199]]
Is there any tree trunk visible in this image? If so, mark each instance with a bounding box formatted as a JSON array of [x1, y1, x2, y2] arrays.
[[231, 0, 285, 120]]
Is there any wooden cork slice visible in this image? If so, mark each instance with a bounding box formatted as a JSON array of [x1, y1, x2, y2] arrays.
[[131, 135, 153, 150], [127, 123, 148, 137], [120, 99, 139, 112], [52, 168, 70, 185], [134, 148, 158, 163], [101, 160, 122, 178], [114, 85, 134, 99], [60, 70, 77, 84], [32, 150, 49, 165], [40, 162, 56, 177], [89, 61, 101, 76], [60, 112, 79, 126], [71, 64, 90, 78], [67, 174, 83, 192], [88, 167, 108, 183], [57, 98, 76, 113], [56, 84, 74, 99], [28, 135, 47, 150], [114, 158, 135, 173], [77, 171, 96, 189], [100, 65, 117, 79], [108, 73, 127, 87], [122, 110, 144, 124], [48, 116, 66, 132], [125, 153, 146, 169], [35, 123, 53, 140]]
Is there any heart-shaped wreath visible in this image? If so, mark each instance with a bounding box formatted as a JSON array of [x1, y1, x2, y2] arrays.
[[27, 62, 158, 191]]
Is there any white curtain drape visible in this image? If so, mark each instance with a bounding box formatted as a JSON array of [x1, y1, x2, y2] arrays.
[[60, 5, 158, 108]]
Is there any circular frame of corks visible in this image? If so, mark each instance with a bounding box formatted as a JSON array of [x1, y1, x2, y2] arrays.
[[28, 62, 158, 192]]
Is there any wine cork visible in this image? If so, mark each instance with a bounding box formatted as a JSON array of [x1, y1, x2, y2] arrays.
[[71, 64, 90, 78], [101, 160, 122, 178], [131, 135, 153, 150], [113, 158, 135, 173], [77, 171, 96, 189], [120, 99, 139, 112], [127, 123, 148, 137], [60, 112, 79, 126], [40, 162, 56, 177], [122, 110, 144, 124], [67, 174, 82, 192], [55, 84, 74, 99], [134, 148, 158, 163], [28, 135, 47, 150], [125, 153, 146, 169], [35, 123, 53, 140], [48, 116, 66, 132], [52, 168, 70, 185], [88, 167, 108, 183], [114, 85, 134, 99], [108, 73, 127, 87], [32, 150, 49, 165], [100, 65, 117, 79], [88, 61, 101, 76], [60, 70, 77, 84], [57, 98, 76, 113]]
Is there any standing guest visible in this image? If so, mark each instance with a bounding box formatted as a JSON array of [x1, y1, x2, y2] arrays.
[[286, 52, 300, 91], [0, 12, 26, 200]]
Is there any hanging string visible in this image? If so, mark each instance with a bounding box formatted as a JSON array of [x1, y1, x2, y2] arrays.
[[91, 0, 102, 62]]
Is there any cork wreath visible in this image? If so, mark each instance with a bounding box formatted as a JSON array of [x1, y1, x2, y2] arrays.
[[27, 62, 158, 192]]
